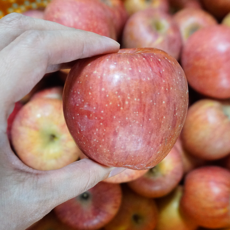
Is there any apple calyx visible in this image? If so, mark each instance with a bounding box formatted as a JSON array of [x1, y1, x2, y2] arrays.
[[77, 192, 91, 203], [153, 19, 167, 33], [132, 213, 143, 225]]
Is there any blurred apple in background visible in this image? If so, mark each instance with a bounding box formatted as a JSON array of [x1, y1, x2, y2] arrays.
[[122, 9, 182, 59], [124, 0, 169, 15], [104, 185, 158, 230], [174, 8, 217, 45], [181, 25, 230, 99], [175, 137, 206, 174], [63, 48, 188, 170], [22, 10, 44, 19], [169, 0, 201, 12], [181, 166, 230, 229], [222, 12, 230, 26], [181, 99, 230, 161], [55, 182, 122, 230], [200, 0, 230, 20], [104, 168, 147, 183], [11, 97, 82, 170], [155, 186, 197, 230], [128, 145, 183, 198], [44, 0, 116, 39], [31, 87, 63, 100]]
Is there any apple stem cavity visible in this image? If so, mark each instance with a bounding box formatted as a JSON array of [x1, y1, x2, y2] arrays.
[[79, 192, 91, 202], [153, 20, 166, 33], [132, 214, 143, 225]]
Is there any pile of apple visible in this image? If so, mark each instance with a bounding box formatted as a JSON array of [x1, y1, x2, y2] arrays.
[[8, 0, 230, 229]]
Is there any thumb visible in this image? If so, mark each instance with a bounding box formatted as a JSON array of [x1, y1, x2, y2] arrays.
[[40, 158, 125, 208]]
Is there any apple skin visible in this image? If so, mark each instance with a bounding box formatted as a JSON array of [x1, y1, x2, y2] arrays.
[[103, 168, 147, 183], [222, 13, 230, 26], [63, 48, 188, 170], [31, 87, 63, 100], [181, 25, 230, 99], [22, 10, 44, 19], [55, 182, 122, 230], [11, 98, 82, 170], [200, 0, 230, 20], [127, 145, 183, 198], [180, 166, 230, 229], [44, 0, 116, 39], [175, 136, 206, 174], [155, 186, 198, 230], [174, 8, 217, 44], [124, 0, 169, 15], [181, 99, 230, 161], [104, 185, 158, 230], [122, 9, 182, 60]]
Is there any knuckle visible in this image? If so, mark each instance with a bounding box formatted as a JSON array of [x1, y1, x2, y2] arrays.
[[19, 30, 45, 47]]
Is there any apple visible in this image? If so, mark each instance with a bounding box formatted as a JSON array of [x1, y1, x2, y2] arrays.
[[155, 186, 197, 230], [22, 10, 44, 19], [173, 8, 217, 44], [27, 211, 74, 230], [44, 0, 116, 39], [104, 185, 158, 230], [55, 182, 122, 230], [128, 145, 183, 198], [222, 12, 230, 26], [31, 87, 63, 100], [11, 98, 82, 170], [7, 101, 23, 141], [169, 0, 201, 12], [180, 166, 230, 229], [181, 25, 230, 99], [124, 0, 169, 15], [200, 0, 230, 20], [103, 168, 147, 183], [175, 136, 206, 174], [63, 48, 188, 170], [181, 99, 230, 161], [99, 0, 128, 38], [122, 9, 182, 60]]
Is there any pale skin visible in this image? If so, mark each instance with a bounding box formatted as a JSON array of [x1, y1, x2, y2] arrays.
[[0, 13, 124, 230]]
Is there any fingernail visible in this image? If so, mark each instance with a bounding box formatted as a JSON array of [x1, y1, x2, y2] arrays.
[[102, 36, 120, 48], [109, 167, 126, 178]]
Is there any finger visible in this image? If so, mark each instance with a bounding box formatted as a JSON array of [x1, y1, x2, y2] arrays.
[[38, 159, 125, 208], [0, 13, 77, 51], [0, 29, 119, 118]]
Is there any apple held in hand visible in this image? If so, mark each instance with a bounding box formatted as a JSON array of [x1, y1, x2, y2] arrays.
[[180, 166, 230, 229], [55, 182, 122, 230], [63, 48, 188, 170]]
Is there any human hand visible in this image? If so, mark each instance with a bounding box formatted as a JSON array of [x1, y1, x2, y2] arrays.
[[0, 13, 123, 230]]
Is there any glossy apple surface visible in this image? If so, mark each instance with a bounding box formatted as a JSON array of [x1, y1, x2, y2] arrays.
[[156, 186, 197, 230], [174, 8, 217, 44], [128, 145, 183, 198], [63, 48, 188, 169], [55, 182, 122, 230], [181, 99, 230, 160], [104, 185, 158, 230], [44, 0, 116, 39], [11, 98, 81, 170], [104, 168, 147, 183], [124, 0, 169, 15], [122, 9, 182, 60], [181, 166, 230, 229], [182, 25, 230, 99]]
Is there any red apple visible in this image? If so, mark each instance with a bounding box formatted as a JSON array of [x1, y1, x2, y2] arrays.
[[99, 0, 128, 37], [169, 0, 201, 12], [55, 182, 122, 230], [156, 186, 197, 230], [174, 8, 217, 44], [7, 101, 23, 141], [27, 211, 74, 230], [63, 48, 188, 170], [31, 87, 63, 100], [180, 166, 230, 229], [22, 10, 44, 19], [122, 9, 182, 60], [103, 168, 147, 183], [181, 25, 230, 99], [128, 145, 183, 198], [200, 0, 230, 20], [104, 185, 158, 230], [11, 98, 82, 170], [124, 0, 169, 15], [44, 0, 116, 39], [181, 99, 230, 161], [175, 137, 206, 174]]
